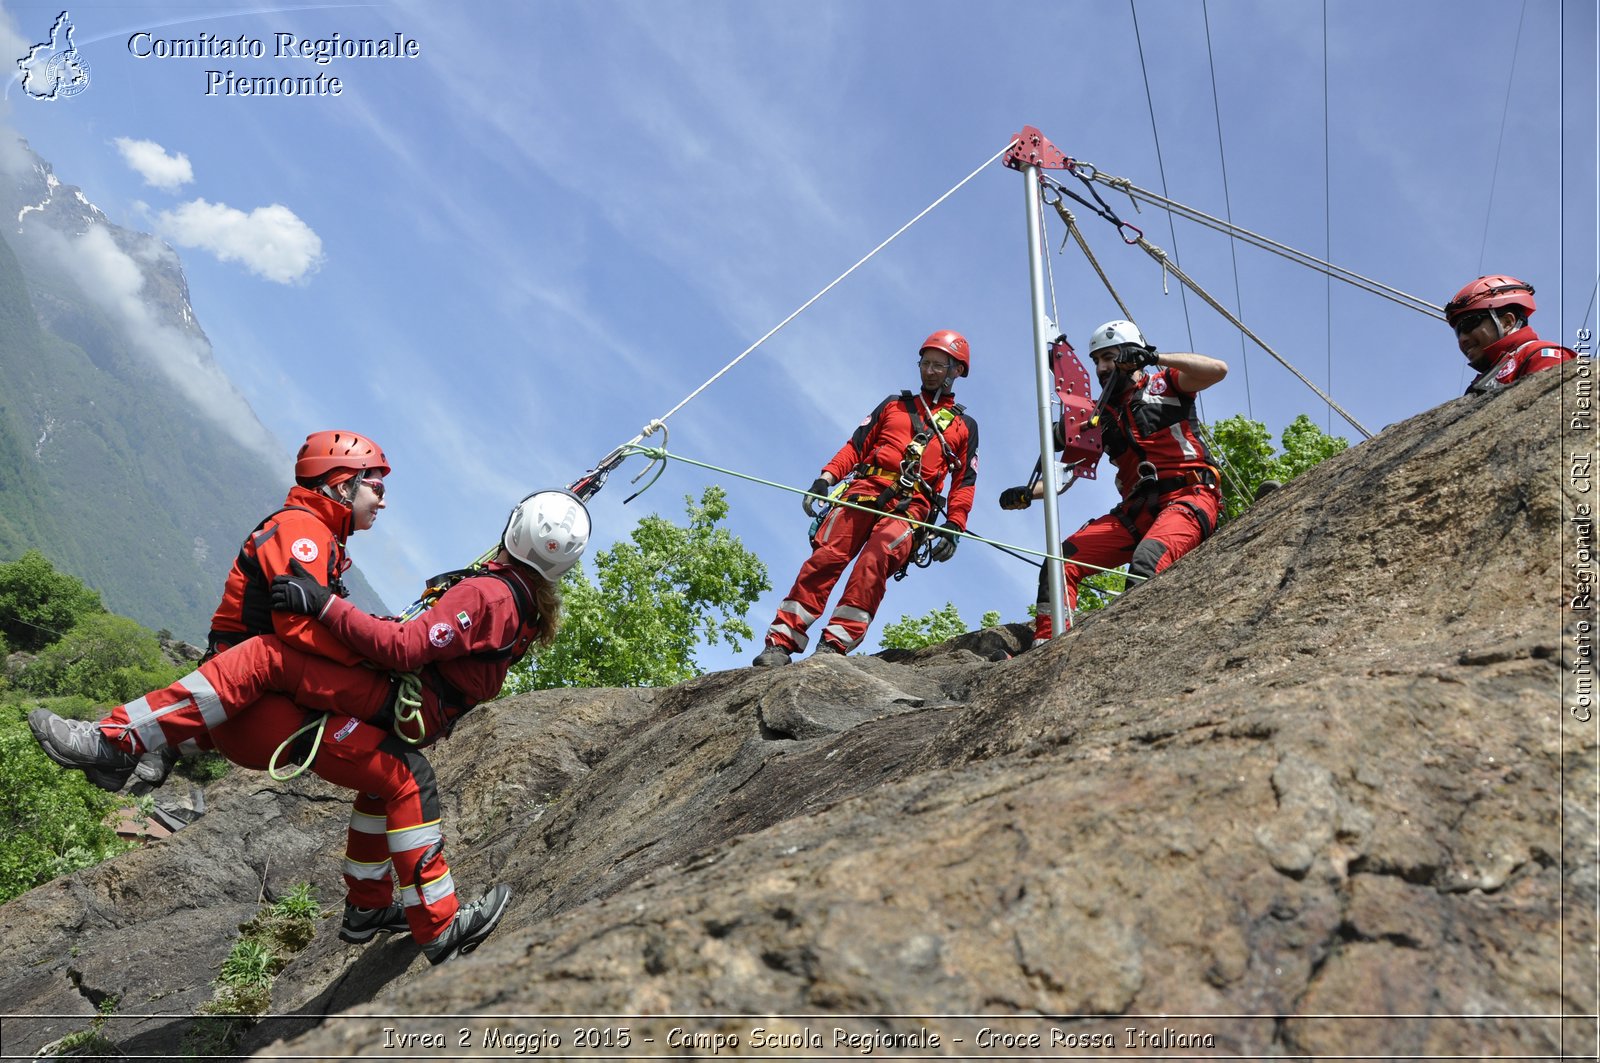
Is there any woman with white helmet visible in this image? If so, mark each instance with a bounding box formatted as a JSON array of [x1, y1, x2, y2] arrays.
[[29, 489, 590, 965]]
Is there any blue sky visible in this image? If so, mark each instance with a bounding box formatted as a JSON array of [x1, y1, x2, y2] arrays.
[[0, 0, 1594, 673]]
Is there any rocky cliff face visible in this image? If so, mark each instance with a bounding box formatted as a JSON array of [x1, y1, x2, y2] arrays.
[[1, 365, 1592, 1059]]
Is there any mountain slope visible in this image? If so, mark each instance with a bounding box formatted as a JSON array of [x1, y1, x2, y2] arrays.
[[0, 138, 384, 639], [0, 364, 1590, 1059]]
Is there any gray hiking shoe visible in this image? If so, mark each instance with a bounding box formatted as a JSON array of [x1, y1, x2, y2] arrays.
[[751, 645, 792, 668], [339, 901, 410, 944], [126, 747, 180, 795], [423, 884, 511, 966], [29, 709, 136, 792]]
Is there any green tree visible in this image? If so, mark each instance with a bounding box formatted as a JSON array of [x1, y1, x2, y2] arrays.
[[1076, 569, 1128, 612], [879, 604, 1003, 650], [1209, 413, 1348, 521], [20, 613, 184, 703], [506, 486, 769, 690], [0, 550, 104, 651]]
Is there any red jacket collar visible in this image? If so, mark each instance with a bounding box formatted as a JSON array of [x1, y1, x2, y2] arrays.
[[486, 558, 540, 595], [1477, 324, 1541, 366], [284, 484, 352, 542]]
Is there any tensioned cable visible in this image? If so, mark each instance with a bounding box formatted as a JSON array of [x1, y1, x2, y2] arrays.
[[647, 140, 1019, 433], [1129, 233, 1373, 438], [1323, 0, 1334, 433], [619, 443, 1148, 583], [1129, 0, 1197, 353], [1202, 0, 1253, 417], [1477, 0, 1529, 275], [1088, 173, 1444, 317], [1050, 198, 1136, 323]]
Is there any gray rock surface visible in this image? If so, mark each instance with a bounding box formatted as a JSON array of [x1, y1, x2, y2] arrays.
[[0, 364, 1592, 1060]]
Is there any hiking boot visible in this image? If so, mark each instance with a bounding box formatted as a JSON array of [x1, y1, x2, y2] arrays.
[[29, 709, 136, 792], [423, 884, 511, 965], [126, 747, 180, 795], [814, 640, 846, 656], [339, 901, 410, 944], [751, 645, 792, 668]]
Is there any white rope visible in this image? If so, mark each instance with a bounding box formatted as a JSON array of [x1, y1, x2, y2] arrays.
[[1089, 171, 1444, 319], [648, 139, 1021, 431]]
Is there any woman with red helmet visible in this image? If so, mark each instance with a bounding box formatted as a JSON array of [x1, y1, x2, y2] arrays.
[[29, 430, 391, 790], [1444, 276, 1576, 394]]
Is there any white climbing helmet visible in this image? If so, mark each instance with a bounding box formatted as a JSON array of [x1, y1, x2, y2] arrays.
[[1087, 319, 1149, 356], [502, 489, 591, 580]]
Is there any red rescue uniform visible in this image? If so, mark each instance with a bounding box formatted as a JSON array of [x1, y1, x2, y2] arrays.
[[767, 390, 978, 654], [209, 485, 363, 665], [1466, 325, 1576, 395], [96, 563, 545, 943], [1036, 367, 1220, 639]]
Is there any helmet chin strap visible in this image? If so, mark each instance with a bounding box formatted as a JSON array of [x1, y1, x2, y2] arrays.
[[318, 476, 360, 508], [924, 367, 956, 401]]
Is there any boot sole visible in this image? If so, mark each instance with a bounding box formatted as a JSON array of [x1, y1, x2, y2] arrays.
[[339, 923, 407, 944]]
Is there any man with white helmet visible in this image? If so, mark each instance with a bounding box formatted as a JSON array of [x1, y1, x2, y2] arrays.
[[1444, 275, 1575, 395], [29, 489, 589, 965], [999, 320, 1226, 641], [754, 329, 980, 664]]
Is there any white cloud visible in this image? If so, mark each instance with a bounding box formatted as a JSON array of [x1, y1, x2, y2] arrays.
[[113, 136, 193, 191], [155, 199, 323, 284]]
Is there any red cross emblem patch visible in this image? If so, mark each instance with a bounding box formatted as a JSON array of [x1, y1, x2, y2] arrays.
[[291, 538, 319, 563]]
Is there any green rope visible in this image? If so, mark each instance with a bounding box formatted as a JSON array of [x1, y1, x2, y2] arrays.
[[616, 443, 1148, 583], [267, 713, 328, 781], [392, 672, 427, 745]]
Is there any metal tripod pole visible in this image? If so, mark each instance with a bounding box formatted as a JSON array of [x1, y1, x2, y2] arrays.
[[1022, 163, 1066, 636]]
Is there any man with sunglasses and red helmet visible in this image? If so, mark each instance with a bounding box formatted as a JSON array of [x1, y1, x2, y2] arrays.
[[753, 329, 980, 665], [1445, 275, 1575, 395]]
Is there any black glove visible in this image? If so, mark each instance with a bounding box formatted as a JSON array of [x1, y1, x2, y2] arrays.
[[999, 485, 1033, 510], [270, 558, 333, 618], [928, 522, 961, 563], [802, 477, 831, 518], [1114, 345, 1159, 369]]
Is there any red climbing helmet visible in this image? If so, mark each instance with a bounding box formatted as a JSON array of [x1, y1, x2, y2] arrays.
[[920, 330, 971, 377], [1444, 275, 1535, 326], [295, 430, 390, 485]]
